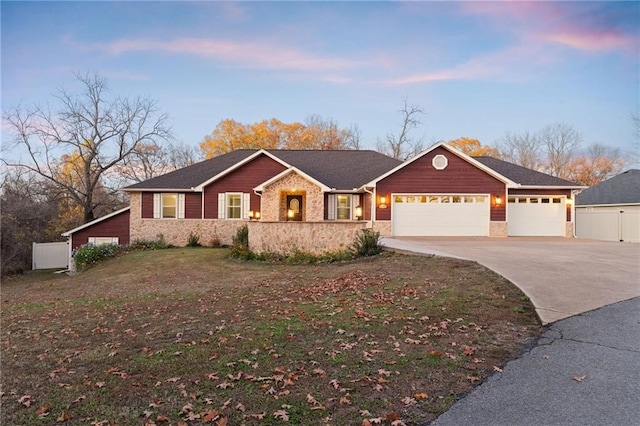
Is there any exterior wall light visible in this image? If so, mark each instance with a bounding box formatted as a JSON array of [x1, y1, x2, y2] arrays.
[[287, 209, 294, 219], [255, 211, 261, 219], [355, 205, 363, 219], [494, 195, 502, 206], [248, 210, 254, 219], [566, 198, 573, 205], [379, 195, 388, 209]]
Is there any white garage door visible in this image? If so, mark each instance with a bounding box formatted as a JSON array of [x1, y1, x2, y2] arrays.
[[508, 196, 566, 236], [392, 194, 489, 236]]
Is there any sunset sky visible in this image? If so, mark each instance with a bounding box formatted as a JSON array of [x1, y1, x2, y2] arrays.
[[2, 1, 638, 160]]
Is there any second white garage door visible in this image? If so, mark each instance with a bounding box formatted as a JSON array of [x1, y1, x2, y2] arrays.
[[507, 196, 566, 236], [392, 194, 490, 236]]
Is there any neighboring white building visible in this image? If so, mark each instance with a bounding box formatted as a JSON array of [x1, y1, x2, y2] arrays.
[[575, 169, 640, 243]]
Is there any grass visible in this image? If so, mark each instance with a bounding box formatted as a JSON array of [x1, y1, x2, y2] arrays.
[[1, 248, 541, 425]]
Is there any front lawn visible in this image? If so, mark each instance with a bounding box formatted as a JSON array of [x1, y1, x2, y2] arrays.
[[1, 248, 541, 425]]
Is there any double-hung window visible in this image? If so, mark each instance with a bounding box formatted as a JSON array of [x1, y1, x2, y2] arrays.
[[218, 192, 250, 219], [336, 195, 351, 220], [153, 193, 185, 219], [328, 194, 360, 220]]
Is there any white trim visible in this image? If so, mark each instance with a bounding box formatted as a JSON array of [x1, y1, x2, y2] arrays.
[[243, 193, 251, 219], [153, 193, 161, 218], [362, 142, 518, 188], [61, 207, 131, 237], [122, 187, 200, 193], [517, 185, 588, 190], [225, 192, 244, 220], [177, 193, 185, 219], [218, 193, 226, 219], [327, 194, 336, 220], [253, 167, 332, 192]]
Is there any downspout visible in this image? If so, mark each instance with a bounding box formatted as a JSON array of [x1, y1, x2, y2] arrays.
[[571, 189, 584, 238], [253, 190, 262, 219], [363, 187, 375, 229]]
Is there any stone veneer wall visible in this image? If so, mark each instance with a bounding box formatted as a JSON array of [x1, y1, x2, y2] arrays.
[[371, 221, 392, 237], [247, 221, 367, 255], [261, 172, 324, 222], [565, 222, 574, 238], [129, 192, 245, 246], [489, 221, 507, 237]]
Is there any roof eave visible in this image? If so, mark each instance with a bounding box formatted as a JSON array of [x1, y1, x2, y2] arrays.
[[516, 185, 588, 190], [122, 187, 202, 192]]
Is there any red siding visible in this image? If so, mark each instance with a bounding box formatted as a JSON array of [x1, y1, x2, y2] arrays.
[[204, 154, 287, 218], [185, 193, 202, 219], [71, 210, 130, 250], [509, 188, 573, 221], [376, 147, 507, 221]]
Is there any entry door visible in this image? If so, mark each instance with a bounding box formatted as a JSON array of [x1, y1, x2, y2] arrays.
[[286, 195, 303, 221]]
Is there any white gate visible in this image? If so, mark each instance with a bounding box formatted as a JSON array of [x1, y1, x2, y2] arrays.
[[32, 242, 69, 270]]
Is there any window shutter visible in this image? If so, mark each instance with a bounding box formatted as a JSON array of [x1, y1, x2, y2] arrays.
[[153, 194, 161, 218], [243, 193, 251, 219], [352, 194, 360, 220], [327, 194, 336, 220], [178, 194, 185, 219], [218, 193, 226, 219]]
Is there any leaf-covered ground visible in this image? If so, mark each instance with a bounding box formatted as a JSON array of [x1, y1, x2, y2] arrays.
[[1, 248, 542, 425]]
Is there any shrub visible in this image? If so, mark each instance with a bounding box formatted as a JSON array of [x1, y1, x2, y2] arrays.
[[229, 225, 254, 260], [74, 243, 122, 270], [186, 232, 201, 247], [350, 229, 383, 257], [128, 237, 171, 251]]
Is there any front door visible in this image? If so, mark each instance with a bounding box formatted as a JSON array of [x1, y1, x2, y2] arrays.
[[286, 195, 303, 221]]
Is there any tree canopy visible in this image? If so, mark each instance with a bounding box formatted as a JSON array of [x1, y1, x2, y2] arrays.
[[199, 116, 358, 159]]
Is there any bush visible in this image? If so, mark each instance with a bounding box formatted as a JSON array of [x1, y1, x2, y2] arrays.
[[74, 243, 122, 270], [186, 232, 201, 247], [128, 235, 172, 251], [350, 229, 383, 257], [229, 225, 254, 260]]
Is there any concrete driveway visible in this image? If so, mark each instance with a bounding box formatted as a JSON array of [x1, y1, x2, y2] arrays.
[[382, 237, 640, 324]]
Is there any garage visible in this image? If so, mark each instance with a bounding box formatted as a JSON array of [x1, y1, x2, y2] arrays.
[[392, 194, 489, 236], [507, 196, 566, 236]]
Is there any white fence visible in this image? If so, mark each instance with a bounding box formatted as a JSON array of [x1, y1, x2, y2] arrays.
[[576, 206, 640, 243], [32, 242, 69, 270]]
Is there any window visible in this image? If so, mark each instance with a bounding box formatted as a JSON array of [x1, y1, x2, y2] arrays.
[[153, 193, 185, 219], [227, 193, 242, 219], [328, 194, 360, 220], [88, 237, 119, 245], [162, 194, 177, 218], [217, 192, 250, 219], [337, 195, 351, 220]]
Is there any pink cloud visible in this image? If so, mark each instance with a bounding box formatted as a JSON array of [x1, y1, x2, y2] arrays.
[[95, 38, 357, 71], [542, 30, 636, 53]]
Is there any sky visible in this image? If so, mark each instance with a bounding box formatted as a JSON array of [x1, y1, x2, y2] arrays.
[[2, 1, 639, 162]]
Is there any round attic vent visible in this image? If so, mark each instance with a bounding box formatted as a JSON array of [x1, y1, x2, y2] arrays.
[[432, 154, 448, 170]]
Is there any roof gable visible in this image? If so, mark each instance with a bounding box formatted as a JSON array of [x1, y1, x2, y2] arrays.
[[576, 169, 640, 205], [365, 142, 517, 188], [62, 207, 131, 236], [254, 167, 331, 192]]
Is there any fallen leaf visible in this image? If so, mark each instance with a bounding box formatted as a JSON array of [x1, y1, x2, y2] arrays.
[[273, 409, 289, 421], [572, 375, 586, 382], [35, 402, 51, 417], [401, 396, 416, 406], [414, 392, 428, 400], [18, 395, 32, 407], [202, 409, 220, 423], [463, 346, 475, 356], [57, 411, 71, 423], [493, 366, 503, 373]]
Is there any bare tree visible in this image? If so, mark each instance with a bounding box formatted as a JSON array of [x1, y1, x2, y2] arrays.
[[498, 131, 542, 170], [3, 72, 172, 222], [377, 99, 425, 160], [537, 123, 582, 177], [343, 123, 362, 150], [115, 141, 199, 184]]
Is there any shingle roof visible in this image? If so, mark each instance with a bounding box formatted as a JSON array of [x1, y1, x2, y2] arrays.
[[124, 149, 257, 190], [576, 169, 640, 205], [269, 150, 402, 189], [473, 156, 581, 187], [124, 149, 402, 191]]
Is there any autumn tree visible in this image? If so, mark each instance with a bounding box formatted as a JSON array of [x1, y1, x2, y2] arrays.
[[377, 99, 425, 160], [3, 72, 172, 222], [1, 170, 58, 274], [561, 144, 627, 186], [200, 116, 357, 159], [448, 137, 500, 157]]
